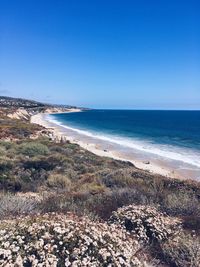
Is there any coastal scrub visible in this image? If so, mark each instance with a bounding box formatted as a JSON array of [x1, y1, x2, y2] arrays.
[[109, 205, 182, 243], [0, 213, 144, 266]]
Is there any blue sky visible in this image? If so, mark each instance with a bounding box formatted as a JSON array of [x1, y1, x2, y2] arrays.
[[0, 0, 199, 109]]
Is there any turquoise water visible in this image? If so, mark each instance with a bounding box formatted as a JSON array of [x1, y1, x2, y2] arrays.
[[49, 110, 200, 169]]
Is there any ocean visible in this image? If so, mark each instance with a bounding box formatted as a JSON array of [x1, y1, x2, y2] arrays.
[[48, 110, 200, 179]]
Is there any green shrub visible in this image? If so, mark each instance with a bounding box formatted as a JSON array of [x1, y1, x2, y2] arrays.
[[23, 158, 55, 171], [0, 141, 13, 150], [101, 168, 136, 188], [147, 177, 167, 202], [0, 146, 6, 156], [18, 142, 49, 157], [63, 168, 78, 181], [47, 174, 72, 190], [49, 145, 66, 153], [79, 182, 107, 194], [0, 158, 13, 172]]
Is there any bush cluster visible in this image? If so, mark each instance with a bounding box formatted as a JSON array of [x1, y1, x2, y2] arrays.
[[0, 117, 43, 140], [47, 174, 72, 190], [109, 205, 182, 243], [18, 142, 49, 157], [0, 213, 144, 267]]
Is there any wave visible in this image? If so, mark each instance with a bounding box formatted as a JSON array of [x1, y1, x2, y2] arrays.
[[47, 115, 200, 168]]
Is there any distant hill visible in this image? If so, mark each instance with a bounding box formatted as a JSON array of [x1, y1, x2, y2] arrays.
[[0, 96, 50, 108], [0, 96, 81, 109]]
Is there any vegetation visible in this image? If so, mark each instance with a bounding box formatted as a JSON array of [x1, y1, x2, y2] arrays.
[[17, 142, 49, 157], [0, 102, 200, 266], [0, 117, 44, 139], [161, 233, 200, 267], [0, 213, 144, 266], [109, 205, 182, 243]]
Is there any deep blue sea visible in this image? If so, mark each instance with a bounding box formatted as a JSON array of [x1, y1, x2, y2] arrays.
[[49, 110, 200, 169]]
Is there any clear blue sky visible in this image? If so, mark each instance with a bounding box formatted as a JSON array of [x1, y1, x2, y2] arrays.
[[0, 0, 199, 109]]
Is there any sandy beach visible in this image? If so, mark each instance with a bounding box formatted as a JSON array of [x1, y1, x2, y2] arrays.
[[30, 110, 199, 180]]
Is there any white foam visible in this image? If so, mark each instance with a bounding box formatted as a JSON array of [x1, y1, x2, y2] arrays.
[[47, 115, 200, 169]]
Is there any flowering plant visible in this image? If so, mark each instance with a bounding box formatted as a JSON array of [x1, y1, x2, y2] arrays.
[[109, 205, 181, 243], [0, 213, 143, 266]]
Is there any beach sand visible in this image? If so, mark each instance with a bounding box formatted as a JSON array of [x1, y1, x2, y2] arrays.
[[31, 111, 199, 181]]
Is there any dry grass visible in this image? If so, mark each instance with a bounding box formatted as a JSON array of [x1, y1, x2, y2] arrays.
[[0, 193, 40, 218], [161, 233, 200, 267], [47, 174, 72, 190]]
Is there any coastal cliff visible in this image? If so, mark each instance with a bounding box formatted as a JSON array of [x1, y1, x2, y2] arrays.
[[0, 96, 81, 140], [0, 95, 82, 120]]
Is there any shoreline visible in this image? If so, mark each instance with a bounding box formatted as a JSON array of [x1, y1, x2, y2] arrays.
[[30, 110, 199, 181]]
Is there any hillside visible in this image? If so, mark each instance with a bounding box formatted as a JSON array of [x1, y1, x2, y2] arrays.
[[0, 96, 48, 108], [0, 97, 199, 266], [0, 95, 82, 122], [0, 95, 81, 109], [0, 96, 81, 140]]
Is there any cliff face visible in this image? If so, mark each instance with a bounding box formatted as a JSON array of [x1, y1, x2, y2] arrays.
[[0, 96, 81, 121], [0, 96, 49, 120], [6, 107, 80, 121], [7, 108, 36, 120], [0, 96, 81, 140]]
